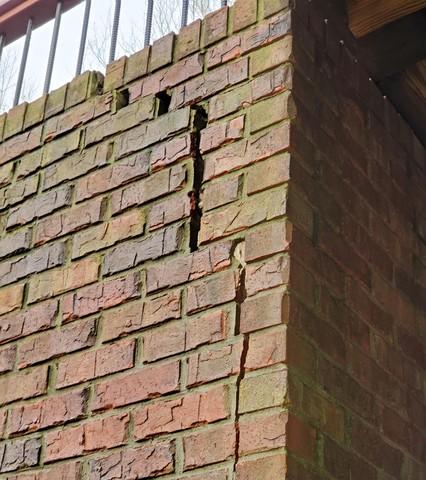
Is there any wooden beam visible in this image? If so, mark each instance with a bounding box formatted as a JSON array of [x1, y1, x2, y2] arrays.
[[347, 0, 426, 37], [357, 11, 426, 80]]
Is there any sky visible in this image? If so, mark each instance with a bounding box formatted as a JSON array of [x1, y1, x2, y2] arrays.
[[0, 0, 228, 111]]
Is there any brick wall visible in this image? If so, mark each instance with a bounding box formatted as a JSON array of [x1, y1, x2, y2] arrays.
[[0, 0, 424, 479]]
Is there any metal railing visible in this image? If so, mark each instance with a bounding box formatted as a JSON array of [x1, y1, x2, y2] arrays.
[[0, 0, 231, 110]]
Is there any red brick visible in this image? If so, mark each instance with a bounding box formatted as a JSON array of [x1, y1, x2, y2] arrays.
[[134, 385, 229, 439], [186, 340, 243, 386], [18, 318, 97, 368], [0, 284, 24, 315], [245, 326, 287, 370], [186, 309, 229, 350], [187, 270, 238, 314], [200, 115, 245, 153], [7, 461, 82, 480], [0, 126, 42, 165], [203, 123, 290, 180], [176, 20, 201, 59], [125, 47, 149, 83], [0, 410, 7, 439], [207, 35, 242, 69], [0, 437, 41, 473], [236, 454, 287, 479], [148, 191, 190, 230], [104, 56, 126, 91], [178, 471, 227, 480], [241, 11, 291, 53], [45, 413, 129, 462], [0, 228, 32, 261], [146, 241, 233, 293], [92, 360, 180, 411], [101, 291, 181, 342], [89, 442, 174, 479], [0, 300, 58, 345], [34, 197, 106, 246], [202, 174, 243, 212], [0, 345, 16, 373], [183, 424, 235, 470], [56, 339, 135, 388], [246, 220, 292, 262], [150, 133, 192, 171], [251, 36, 292, 76], [264, 0, 290, 17], [287, 414, 317, 463], [0, 365, 48, 406], [203, 7, 228, 46], [8, 389, 87, 435], [0, 174, 39, 210], [62, 272, 140, 322], [251, 64, 293, 101], [208, 83, 251, 121], [150, 32, 174, 71], [245, 255, 290, 296], [240, 291, 289, 333], [239, 411, 287, 455], [233, 0, 257, 31], [27, 257, 99, 304]]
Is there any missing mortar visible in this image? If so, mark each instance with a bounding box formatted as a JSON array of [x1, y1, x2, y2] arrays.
[[188, 105, 208, 252], [156, 91, 172, 116]]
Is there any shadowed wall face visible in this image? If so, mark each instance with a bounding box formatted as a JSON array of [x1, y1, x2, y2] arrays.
[[0, 0, 424, 479]]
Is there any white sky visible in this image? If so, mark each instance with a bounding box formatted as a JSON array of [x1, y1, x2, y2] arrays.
[[1, 0, 228, 111]]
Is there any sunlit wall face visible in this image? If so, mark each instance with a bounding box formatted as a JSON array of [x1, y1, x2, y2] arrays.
[[0, 0, 234, 113]]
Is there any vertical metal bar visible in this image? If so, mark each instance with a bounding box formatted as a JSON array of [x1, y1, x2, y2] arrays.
[[76, 0, 91, 76], [221, 0, 227, 6], [43, 1, 62, 95], [109, 0, 121, 63], [181, 0, 189, 28], [144, 0, 154, 47], [0, 34, 4, 64], [13, 18, 32, 107]]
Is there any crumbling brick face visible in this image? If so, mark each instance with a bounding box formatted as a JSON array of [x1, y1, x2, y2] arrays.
[[0, 1, 424, 479]]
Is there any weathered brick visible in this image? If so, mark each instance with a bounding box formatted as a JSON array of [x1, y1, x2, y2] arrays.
[[247, 152, 290, 194], [251, 36, 292, 76], [0, 175, 39, 211], [241, 290, 288, 333], [42, 129, 81, 167], [245, 326, 287, 370], [171, 58, 248, 108], [287, 414, 317, 463], [3, 103, 27, 139], [209, 83, 251, 121], [125, 47, 150, 83], [250, 92, 294, 132], [239, 411, 287, 455], [178, 470, 227, 480], [203, 7, 228, 46], [65, 71, 101, 109], [206, 35, 242, 68], [134, 385, 229, 439], [115, 108, 191, 159], [75, 151, 150, 202], [251, 64, 293, 101], [0, 162, 14, 188], [202, 174, 243, 211], [104, 56, 126, 92], [0, 437, 41, 473], [0, 242, 65, 287], [27, 257, 99, 304], [245, 220, 291, 262], [0, 300, 58, 345], [7, 185, 73, 229], [84, 96, 155, 146], [101, 290, 181, 342], [176, 20, 201, 59], [187, 270, 238, 314], [200, 115, 245, 153], [62, 272, 140, 322], [148, 191, 190, 230], [7, 461, 82, 480], [0, 344, 16, 373], [186, 339, 243, 386], [186, 309, 229, 350], [43, 143, 111, 190], [0, 410, 7, 439], [239, 367, 287, 413], [200, 189, 287, 243], [18, 318, 97, 368], [103, 224, 183, 275], [236, 454, 286, 479], [0, 365, 48, 406], [16, 149, 43, 179], [183, 424, 235, 470], [92, 361, 180, 411], [23, 96, 46, 130], [90, 442, 174, 479], [45, 413, 129, 462], [56, 339, 135, 388], [71, 209, 145, 259], [203, 123, 290, 180], [45, 84, 67, 119], [0, 126, 42, 166], [233, 0, 257, 31], [241, 11, 291, 53], [146, 240, 233, 293], [265, 0, 289, 17], [0, 229, 32, 260], [34, 197, 106, 246], [150, 133, 192, 171], [8, 389, 87, 435], [0, 284, 24, 315], [245, 255, 290, 296], [149, 32, 174, 71]]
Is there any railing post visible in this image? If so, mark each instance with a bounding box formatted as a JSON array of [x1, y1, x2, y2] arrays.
[[144, 0, 154, 47], [181, 0, 189, 28], [76, 0, 91, 76], [109, 0, 121, 63], [43, 1, 62, 95], [0, 34, 4, 63], [13, 17, 32, 107]]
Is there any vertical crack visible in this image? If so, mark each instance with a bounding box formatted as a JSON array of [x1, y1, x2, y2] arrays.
[[188, 106, 208, 252]]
